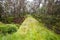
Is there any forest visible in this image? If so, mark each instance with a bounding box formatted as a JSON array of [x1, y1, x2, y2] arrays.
[[0, 0, 60, 40]]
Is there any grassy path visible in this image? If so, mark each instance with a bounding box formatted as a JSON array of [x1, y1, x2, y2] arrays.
[[16, 15, 60, 40], [0, 15, 60, 40]]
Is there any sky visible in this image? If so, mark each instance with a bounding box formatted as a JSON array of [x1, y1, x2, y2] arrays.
[[27, 0, 33, 2]]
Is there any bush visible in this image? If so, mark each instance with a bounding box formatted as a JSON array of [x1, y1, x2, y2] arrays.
[[6, 17, 14, 23], [6, 24, 18, 34], [32, 4, 60, 34], [1, 17, 14, 23], [0, 24, 18, 35]]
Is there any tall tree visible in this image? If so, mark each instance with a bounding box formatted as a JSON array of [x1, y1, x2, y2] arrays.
[[0, 2, 4, 21], [30, 0, 42, 13]]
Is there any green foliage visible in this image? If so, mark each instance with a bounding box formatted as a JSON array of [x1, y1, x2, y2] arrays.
[[0, 16, 60, 40], [32, 3, 60, 34], [45, 3, 60, 34], [1, 16, 14, 23], [6, 24, 18, 34], [15, 16, 60, 40], [0, 24, 18, 35], [6, 17, 14, 23]]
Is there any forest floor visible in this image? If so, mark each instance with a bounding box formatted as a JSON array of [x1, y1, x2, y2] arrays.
[[0, 15, 60, 40]]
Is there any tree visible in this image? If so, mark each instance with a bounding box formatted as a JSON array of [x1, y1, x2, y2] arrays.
[[0, 2, 4, 21], [44, 0, 60, 34], [31, 0, 42, 13]]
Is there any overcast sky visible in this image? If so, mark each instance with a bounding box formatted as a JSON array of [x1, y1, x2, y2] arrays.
[[27, 0, 33, 2]]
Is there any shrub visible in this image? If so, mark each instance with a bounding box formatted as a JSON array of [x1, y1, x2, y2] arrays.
[[0, 24, 18, 35], [7, 24, 18, 34], [32, 4, 60, 34], [6, 17, 14, 23]]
